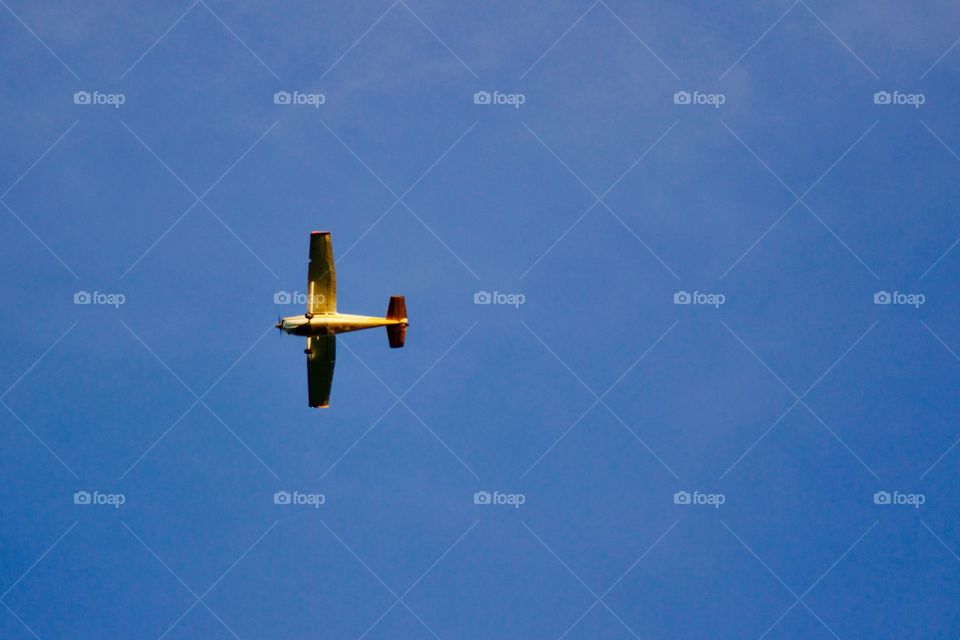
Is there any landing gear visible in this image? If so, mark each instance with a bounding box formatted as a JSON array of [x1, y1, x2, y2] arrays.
[[305, 312, 314, 319]]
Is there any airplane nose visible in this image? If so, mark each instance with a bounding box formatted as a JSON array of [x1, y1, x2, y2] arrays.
[[275, 316, 283, 330]]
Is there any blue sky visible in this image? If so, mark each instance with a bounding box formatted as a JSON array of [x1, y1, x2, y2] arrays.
[[2, 1, 960, 638]]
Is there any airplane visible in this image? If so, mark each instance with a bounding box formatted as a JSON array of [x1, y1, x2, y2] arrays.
[[276, 231, 408, 408]]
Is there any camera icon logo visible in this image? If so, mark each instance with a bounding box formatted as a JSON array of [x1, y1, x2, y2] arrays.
[[873, 491, 891, 505], [673, 91, 691, 105], [274, 290, 292, 304], [673, 491, 691, 505], [474, 490, 491, 505], [73, 91, 91, 105], [474, 291, 492, 304], [74, 291, 92, 304], [473, 91, 491, 105], [74, 490, 91, 505], [673, 291, 691, 305], [274, 91, 291, 105], [873, 91, 891, 105], [273, 491, 291, 505], [873, 291, 891, 305]]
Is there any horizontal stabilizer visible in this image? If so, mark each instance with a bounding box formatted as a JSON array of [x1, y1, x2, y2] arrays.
[[386, 295, 407, 348], [387, 323, 406, 348], [386, 295, 406, 322]]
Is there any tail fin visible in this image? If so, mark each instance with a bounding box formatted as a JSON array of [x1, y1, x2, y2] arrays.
[[386, 295, 407, 348]]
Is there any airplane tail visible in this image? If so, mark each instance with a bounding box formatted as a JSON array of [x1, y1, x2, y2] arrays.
[[386, 296, 407, 348]]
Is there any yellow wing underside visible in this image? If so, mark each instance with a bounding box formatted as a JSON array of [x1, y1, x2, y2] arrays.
[[307, 232, 336, 314]]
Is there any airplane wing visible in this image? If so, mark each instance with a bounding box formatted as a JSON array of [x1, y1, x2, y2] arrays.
[[306, 335, 336, 408], [307, 231, 336, 314]]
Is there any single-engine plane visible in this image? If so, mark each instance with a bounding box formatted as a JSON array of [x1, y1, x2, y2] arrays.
[[276, 232, 407, 407]]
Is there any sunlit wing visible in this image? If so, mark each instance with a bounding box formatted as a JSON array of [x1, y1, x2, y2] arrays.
[[306, 335, 336, 408], [307, 231, 336, 314]]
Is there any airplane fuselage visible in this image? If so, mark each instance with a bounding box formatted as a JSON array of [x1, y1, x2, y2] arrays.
[[278, 313, 403, 337]]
